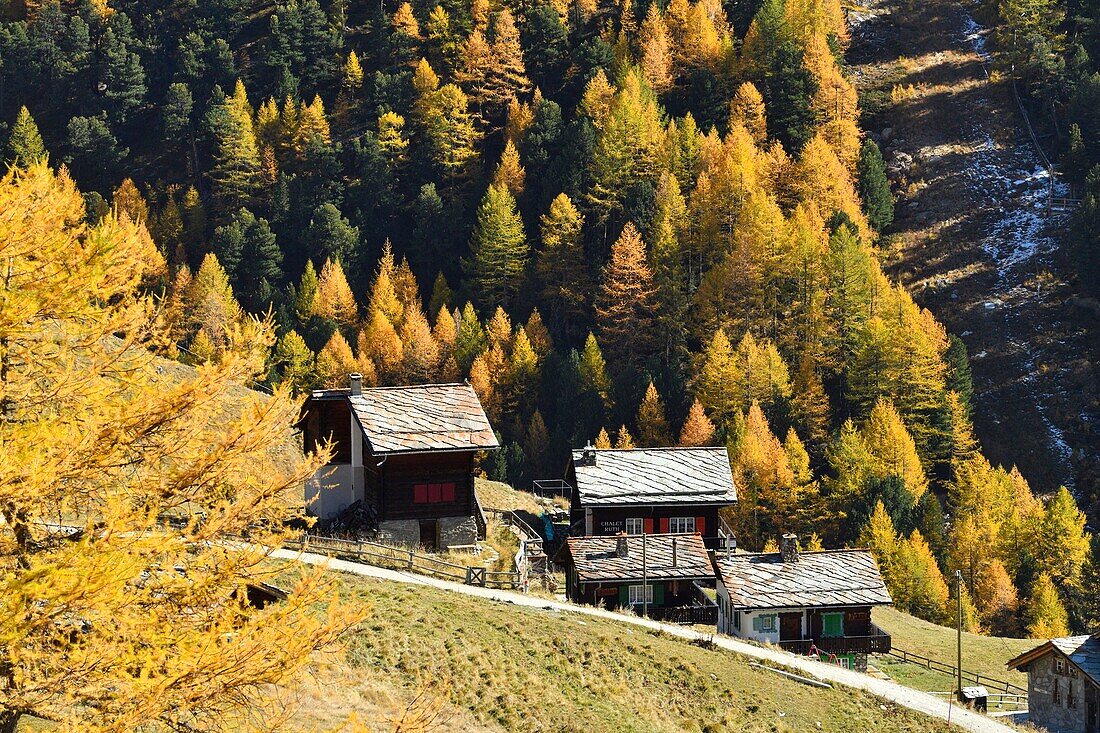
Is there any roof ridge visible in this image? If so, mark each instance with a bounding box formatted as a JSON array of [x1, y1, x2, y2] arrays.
[[350, 382, 470, 393], [571, 446, 726, 452]]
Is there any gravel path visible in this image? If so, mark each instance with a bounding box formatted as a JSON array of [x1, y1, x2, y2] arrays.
[[272, 547, 1018, 733]]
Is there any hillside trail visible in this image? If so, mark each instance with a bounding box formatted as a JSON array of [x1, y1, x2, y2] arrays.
[[847, 0, 1099, 505], [272, 547, 1016, 733]]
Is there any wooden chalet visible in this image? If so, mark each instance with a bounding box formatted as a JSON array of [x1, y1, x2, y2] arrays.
[[565, 446, 737, 549], [715, 535, 892, 670], [1008, 634, 1100, 733], [556, 533, 718, 624], [301, 375, 499, 550]]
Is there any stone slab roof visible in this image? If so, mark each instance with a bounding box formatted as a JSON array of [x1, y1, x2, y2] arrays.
[[348, 383, 498, 455], [1009, 634, 1100, 684], [563, 533, 715, 584], [715, 550, 892, 610], [570, 447, 737, 506]]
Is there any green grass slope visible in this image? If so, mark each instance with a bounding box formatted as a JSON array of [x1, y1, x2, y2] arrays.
[[873, 607, 1036, 686], [286, 568, 958, 733]]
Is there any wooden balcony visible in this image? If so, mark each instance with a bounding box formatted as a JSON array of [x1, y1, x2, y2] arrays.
[[647, 604, 718, 625], [778, 626, 892, 656]]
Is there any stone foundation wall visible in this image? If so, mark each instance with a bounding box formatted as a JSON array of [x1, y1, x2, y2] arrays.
[[377, 515, 478, 550], [440, 515, 478, 548], [377, 519, 420, 547]]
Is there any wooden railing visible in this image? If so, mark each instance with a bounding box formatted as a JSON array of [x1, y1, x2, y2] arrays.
[[887, 647, 1026, 695], [780, 626, 892, 656], [649, 604, 718, 625], [286, 534, 523, 591]]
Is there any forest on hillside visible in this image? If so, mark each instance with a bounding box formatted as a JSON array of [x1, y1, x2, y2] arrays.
[[0, 0, 1096, 639]]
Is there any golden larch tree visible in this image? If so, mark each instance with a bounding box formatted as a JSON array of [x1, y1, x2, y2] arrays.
[[0, 163, 356, 731]]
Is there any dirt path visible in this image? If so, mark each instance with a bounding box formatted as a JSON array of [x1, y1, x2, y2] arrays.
[[273, 547, 1018, 733], [848, 0, 1099, 505]]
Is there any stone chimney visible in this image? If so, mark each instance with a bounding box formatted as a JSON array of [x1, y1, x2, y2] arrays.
[[580, 443, 597, 467], [349, 373, 362, 396], [671, 536, 678, 567], [616, 533, 629, 558], [780, 534, 799, 563]]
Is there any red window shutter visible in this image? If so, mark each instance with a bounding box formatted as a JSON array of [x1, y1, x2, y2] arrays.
[[428, 483, 441, 503], [643, 518, 654, 534], [442, 482, 455, 502], [696, 516, 706, 535], [659, 517, 669, 533], [413, 484, 427, 504]]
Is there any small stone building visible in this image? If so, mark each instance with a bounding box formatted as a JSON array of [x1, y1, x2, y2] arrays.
[[301, 376, 498, 550], [565, 446, 738, 549], [556, 532, 718, 623], [1008, 634, 1100, 733], [714, 535, 892, 671]]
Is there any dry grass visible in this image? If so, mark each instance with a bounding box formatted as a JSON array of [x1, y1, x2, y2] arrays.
[[872, 606, 1036, 686], [274, 566, 961, 733]]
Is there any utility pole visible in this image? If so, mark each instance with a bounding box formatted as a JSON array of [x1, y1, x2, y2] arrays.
[[642, 531, 648, 619], [955, 570, 964, 698]]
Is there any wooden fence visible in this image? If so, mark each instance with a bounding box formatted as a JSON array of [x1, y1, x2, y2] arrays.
[[286, 534, 523, 590], [887, 647, 1026, 695]]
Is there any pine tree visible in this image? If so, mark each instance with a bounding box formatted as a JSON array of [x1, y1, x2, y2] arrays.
[[1027, 573, 1071, 638], [272, 329, 316, 392], [894, 529, 950, 623], [485, 8, 531, 115], [0, 163, 351, 731], [537, 193, 592, 338], [614, 424, 636, 449], [578, 332, 613, 408], [525, 309, 553, 357], [596, 222, 660, 368], [1034, 486, 1091, 585], [187, 253, 243, 353], [858, 500, 899, 583], [729, 82, 768, 145], [679, 398, 716, 447], [307, 203, 359, 266], [638, 3, 673, 93], [112, 178, 149, 225], [316, 330, 360, 387], [492, 139, 527, 196], [311, 258, 358, 326], [359, 309, 404, 384], [856, 139, 894, 232], [862, 399, 928, 504], [525, 410, 552, 479], [399, 307, 440, 383], [5, 106, 47, 166], [595, 427, 613, 449], [206, 81, 262, 215], [975, 559, 1020, 636], [453, 302, 488, 372], [296, 260, 320, 323], [465, 184, 528, 311], [486, 306, 514, 351], [636, 381, 672, 447]]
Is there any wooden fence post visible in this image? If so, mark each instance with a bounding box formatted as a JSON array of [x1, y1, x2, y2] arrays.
[[408, 550, 415, 570]]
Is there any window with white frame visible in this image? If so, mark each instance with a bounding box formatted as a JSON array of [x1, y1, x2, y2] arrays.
[[625, 517, 644, 534], [669, 516, 695, 533], [628, 584, 654, 606]]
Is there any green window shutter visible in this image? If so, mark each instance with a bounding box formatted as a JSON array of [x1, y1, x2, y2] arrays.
[[653, 582, 665, 606], [752, 615, 762, 632], [619, 585, 629, 607], [823, 613, 844, 637]]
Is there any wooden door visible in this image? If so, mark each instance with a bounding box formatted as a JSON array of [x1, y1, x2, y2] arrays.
[[419, 520, 438, 550], [779, 612, 802, 641]]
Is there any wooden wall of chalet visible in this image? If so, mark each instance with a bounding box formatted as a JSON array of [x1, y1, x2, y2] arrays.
[[573, 505, 722, 539], [807, 607, 873, 638], [366, 451, 476, 521]]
